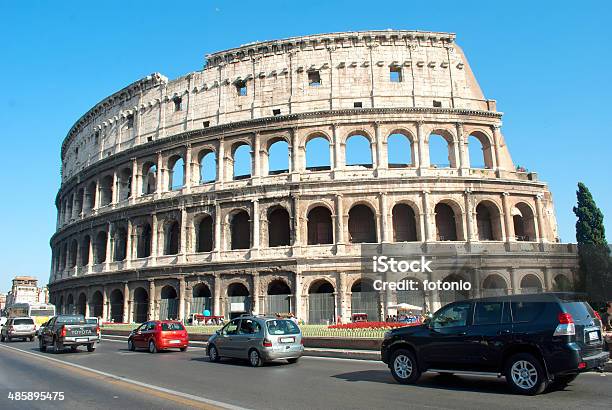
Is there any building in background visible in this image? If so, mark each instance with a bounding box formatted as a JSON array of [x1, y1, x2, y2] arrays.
[[5, 276, 48, 307], [0, 293, 6, 312]]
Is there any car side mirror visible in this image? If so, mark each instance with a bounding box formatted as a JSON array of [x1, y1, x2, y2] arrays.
[[215, 330, 221, 335]]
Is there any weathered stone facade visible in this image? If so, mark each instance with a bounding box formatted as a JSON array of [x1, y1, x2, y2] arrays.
[[49, 30, 577, 324]]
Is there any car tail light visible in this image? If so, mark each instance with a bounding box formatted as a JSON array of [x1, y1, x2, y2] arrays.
[[96, 326, 100, 335], [593, 311, 601, 321], [553, 312, 575, 336], [263, 338, 273, 347], [300, 338, 304, 345], [60, 325, 66, 338], [578, 362, 586, 369]]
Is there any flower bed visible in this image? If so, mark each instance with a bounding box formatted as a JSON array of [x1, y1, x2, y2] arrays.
[[328, 321, 418, 330]]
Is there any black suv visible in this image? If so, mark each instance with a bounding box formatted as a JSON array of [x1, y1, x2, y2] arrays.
[[381, 293, 608, 395]]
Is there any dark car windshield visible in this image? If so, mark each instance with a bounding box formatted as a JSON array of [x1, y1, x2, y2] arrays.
[[13, 318, 34, 325], [266, 320, 300, 335], [57, 315, 85, 325], [161, 323, 185, 331]]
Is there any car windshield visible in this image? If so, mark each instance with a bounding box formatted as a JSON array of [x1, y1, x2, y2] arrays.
[[13, 318, 34, 325], [161, 322, 185, 331], [57, 316, 85, 325], [266, 320, 300, 335]]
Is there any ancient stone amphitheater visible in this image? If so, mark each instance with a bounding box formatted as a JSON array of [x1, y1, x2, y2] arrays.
[[49, 30, 577, 324]]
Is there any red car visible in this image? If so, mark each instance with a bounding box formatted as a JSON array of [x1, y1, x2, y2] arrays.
[[127, 320, 189, 353]]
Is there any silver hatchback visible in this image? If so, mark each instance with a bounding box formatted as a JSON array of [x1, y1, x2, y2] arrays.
[[207, 315, 304, 367]]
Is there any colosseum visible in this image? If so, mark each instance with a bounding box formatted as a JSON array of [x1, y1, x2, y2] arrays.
[[49, 30, 578, 324]]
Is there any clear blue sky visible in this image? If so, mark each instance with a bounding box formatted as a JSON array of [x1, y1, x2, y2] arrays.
[[1, 1, 610, 293]]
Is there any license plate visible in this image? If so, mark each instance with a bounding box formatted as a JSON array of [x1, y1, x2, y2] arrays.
[[169, 340, 181, 344], [280, 337, 295, 343], [588, 331, 599, 341], [76, 338, 89, 343]]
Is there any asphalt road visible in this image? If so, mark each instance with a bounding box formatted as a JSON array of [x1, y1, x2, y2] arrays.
[[0, 337, 610, 410]]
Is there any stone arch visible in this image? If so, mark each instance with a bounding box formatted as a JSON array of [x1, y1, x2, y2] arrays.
[[229, 209, 250, 250], [159, 285, 178, 320], [396, 276, 426, 311], [80, 235, 90, 266], [113, 226, 128, 261], [58, 295, 64, 314], [164, 220, 180, 255], [84, 181, 97, 213], [428, 128, 457, 168], [198, 148, 217, 183], [387, 131, 415, 167], [305, 133, 331, 171], [476, 200, 503, 241], [345, 132, 373, 167], [267, 206, 290, 247], [266, 137, 289, 175], [99, 175, 113, 206], [226, 282, 251, 319], [392, 202, 419, 242], [109, 288, 124, 323], [481, 274, 508, 297], [68, 239, 78, 268], [308, 278, 336, 324], [89, 291, 103, 318], [195, 214, 214, 252], [191, 283, 212, 315], [137, 223, 152, 258], [468, 130, 494, 169], [95, 230, 107, 264], [266, 279, 292, 315], [168, 154, 185, 190], [439, 273, 470, 306], [434, 200, 464, 241], [348, 203, 377, 243], [142, 161, 157, 195], [512, 202, 537, 241], [118, 167, 132, 201], [350, 278, 380, 321], [133, 287, 149, 323], [66, 293, 75, 314], [77, 292, 87, 316], [232, 141, 252, 180], [553, 274, 572, 291], [307, 205, 333, 245], [520, 273, 543, 294]]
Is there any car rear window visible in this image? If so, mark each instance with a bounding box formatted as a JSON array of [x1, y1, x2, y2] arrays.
[[57, 316, 85, 325], [511, 301, 546, 323], [85, 318, 98, 324], [161, 323, 185, 331], [13, 318, 34, 325], [562, 302, 595, 322], [266, 320, 300, 335]]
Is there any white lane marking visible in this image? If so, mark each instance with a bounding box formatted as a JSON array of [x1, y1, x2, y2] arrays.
[[0, 343, 248, 410], [101, 337, 207, 350]]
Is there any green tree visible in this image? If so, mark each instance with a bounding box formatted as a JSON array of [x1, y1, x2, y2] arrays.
[[573, 182, 610, 301]]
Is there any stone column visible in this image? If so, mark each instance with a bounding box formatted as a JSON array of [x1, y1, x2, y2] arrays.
[[123, 282, 129, 323], [217, 139, 225, 184], [379, 192, 389, 242], [535, 193, 546, 243], [184, 144, 192, 191], [93, 179, 100, 211], [290, 127, 299, 173], [148, 280, 155, 320], [151, 213, 158, 263], [213, 275, 222, 317], [111, 170, 119, 204], [178, 277, 186, 322], [337, 272, 348, 323], [214, 204, 222, 254], [332, 123, 343, 171], [374, 121, 387, 171], [126, 219, 133, 268], [294, 273, 302, 319], [335, 194, 344, 245], [102, 286, 108, 321], [422, 191, 432, 241], [464, 190, 475, 242], [130, 158, 138, 199], [105, 223, 113, 268], [180, 206, 187, 262], [417, 121, 429, 171], [252, 199, 260, 253], [457, 122, 469, 171], [509, 267, 519, 295], [252, 273, 260, 315], [502, 192, 514, 242], [84, 288, 90, 317], [252, 132, 261, 183], [491, 125, 502, 171], [87, 235, 94, 274], [156, 151, 163, 196]]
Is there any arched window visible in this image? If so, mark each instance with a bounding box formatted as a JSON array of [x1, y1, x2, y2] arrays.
[[137, 223, 152, 258], [80, 235, 90, 266], [68, 240, 78, 268], [350, 279, 380, 321], [95, 231, 107, 264], [233, 143, 251, 180], [428, 132, 455, 168], [476, 201, 503, 241], [118, 168, 132, 201], [387, 133, 414, 167], [520, 274, 543, 294], [199, 150, 216, 183], [99, 175, 113, 206], [109, 289, 124, 323], [268, 207, 290, 247], [84, 181, 96, 213], [133, 287, 149, 322], [168, 156, 184, 190], [512, 202, 536, 241], [439, 274, 470, 306], [227, 282, 251, 318], [482, 275, 508, 297], [75, 188, 84, 215], [160, 286, 178, 320], [392, 203, 418, 242], [266, 280, 292, 314], [89, 291, 103, 318], [196, 216, 214, 252], [66, 294, 74, 314], [230, 211, 250, 250], [553, 274, 572, 291], [308, 279, 335, 324], [113, 227, 128, 261], [267, 139, 289, 175], [142, 162, 157, 195], [348, 204, 377, 243], [307, 206, 333, 245], [191, 284, 212, 315], [468, 132, 494, 169], [77, 293, 87, 316], [435, 202, 460, 241], [345, 134, 372, 167], [164, 221, 180, 255], [305, 136, 331, 171]]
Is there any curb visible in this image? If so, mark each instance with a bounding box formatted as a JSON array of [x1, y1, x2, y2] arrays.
[[605, 360, 612, 373]]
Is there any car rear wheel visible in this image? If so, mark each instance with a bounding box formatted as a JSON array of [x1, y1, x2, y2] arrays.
[[148, 340, 157, 354], [0, 334, 5, 342], [390, 349, 421, 384], [87, 343, 96, 352], [249, 349, 263, 367], [287, 358, 299, 364], [208, 345, 220, 362], [39, 338, 46, 352], [54, 338, 63, 353], [70, 345, 78, 352], [128, 339, 135, 351], [505, 353, 547, 395], [180, 347, 188, 352]]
